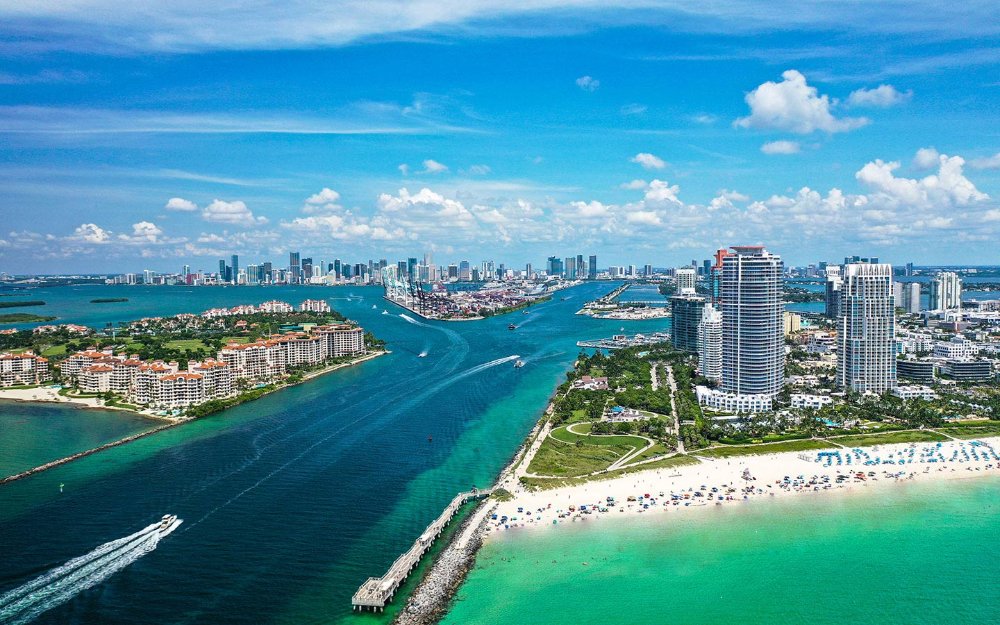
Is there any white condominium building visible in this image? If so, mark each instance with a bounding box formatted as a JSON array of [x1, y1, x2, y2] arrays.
[[837, 262, 897, 393], [929, 271, 962, 311], [697, 304, 722, 382], [675, 267, 697, 294], [299, 299, 331, 313], [314, 324, 366, 358], [258, 300, 294, 313], [0, 352, 51, 387], [720, 246, 784, 397]]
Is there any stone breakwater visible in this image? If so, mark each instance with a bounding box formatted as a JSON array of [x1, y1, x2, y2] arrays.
[[393, 499, 497, 625]]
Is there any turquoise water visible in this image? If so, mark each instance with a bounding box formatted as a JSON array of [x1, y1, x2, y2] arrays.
[[0, 282, 669, 625], [444, 476, 1000, 625], [0, 401, 158, 477]]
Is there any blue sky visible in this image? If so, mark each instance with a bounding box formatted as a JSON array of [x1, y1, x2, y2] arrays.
[[1, 1, 999, 273]]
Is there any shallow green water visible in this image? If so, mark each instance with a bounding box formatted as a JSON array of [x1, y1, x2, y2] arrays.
[[0, 400, 157, 477], [444, 477, 1000, 625]]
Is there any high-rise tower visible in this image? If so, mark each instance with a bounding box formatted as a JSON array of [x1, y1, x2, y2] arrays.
[[837, 262, 896, 393]]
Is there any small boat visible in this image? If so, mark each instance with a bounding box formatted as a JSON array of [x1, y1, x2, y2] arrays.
[[514, 360, 524, 368], [508, 323, 516, 330], [159, 514, 177, 530], [372, 304, 377, 309], [418, 352, 427, 358], [381, 310, 389, 315]]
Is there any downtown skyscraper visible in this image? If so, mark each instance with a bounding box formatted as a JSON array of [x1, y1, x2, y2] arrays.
[[837, 262, 897, 393], [720, 246, 784, 397]]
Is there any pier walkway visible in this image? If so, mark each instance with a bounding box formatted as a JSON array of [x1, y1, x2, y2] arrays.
[[351, 487, 493, 612]]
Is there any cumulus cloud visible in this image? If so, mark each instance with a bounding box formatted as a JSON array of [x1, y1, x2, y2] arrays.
[[71, 223, 111, 244], [302, 187, 343, 213], [202, 199, 268, 226], [735, 69, 868, 134], [575, 75, 600, 91], [165, 197, 197, 211], [847, 84, 912, 107], [761, 140, 801, 154], [856, 151, 988, 209], [631, 152, 666, 170], [970, 152, 1000, 170], [913, 147, 940, 169]]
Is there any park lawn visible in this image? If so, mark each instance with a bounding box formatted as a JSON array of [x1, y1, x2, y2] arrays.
[[521, 454, 700, 490], [164, 338, 212, 351], [698, 439, 831, 458], [629, 442, 672, 463], [527, 437, 632, 477], [936, 422, 1000, 439], [830, 430, 949, 447], [40, 343, 68, 357], [550, 423, 649, 449]]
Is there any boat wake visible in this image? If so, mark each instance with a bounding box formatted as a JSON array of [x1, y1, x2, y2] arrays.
[[398, 313, 427, 327], [457, 355, 520, 378], [0, 517, 181, 625]]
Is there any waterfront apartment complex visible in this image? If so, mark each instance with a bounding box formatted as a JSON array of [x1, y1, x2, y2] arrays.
[[837, 262, 897, 393], [720, 246, 785, 397], [929, 271, 962, 311], [696, 304, 722, 382], [670, 293, 706, 353], [0, 352, 51, 387]]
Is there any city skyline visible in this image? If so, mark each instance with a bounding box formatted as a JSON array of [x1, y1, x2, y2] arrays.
[[1, 3, 999, 272]]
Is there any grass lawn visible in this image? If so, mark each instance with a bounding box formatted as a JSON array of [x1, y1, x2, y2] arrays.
[[164, 339, 211, 351], [40, 344, 67, 357], [521, 454, 700, 490], [936, 421, 1000, 439], [698, 439, 831, 458], [222, 336, 251, 344], [526, 437, 633, 477], [550, 423, 649, 449], [629, 442, 672, 463], [830, 430, 949, 447]]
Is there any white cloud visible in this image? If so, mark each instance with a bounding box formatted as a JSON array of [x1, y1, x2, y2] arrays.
[[71, 223, 110, 244], [302, 187, 343, 213], [165, 197, 197, 212], [691, 113, 718, 125], [913, 147, 940, 169], [575, 75, 600, 92], [202, 199, 268, 226], [420, 159, 449, 174], [631, 152, 667, 170], [467, 164, 491, 175], [735, 69, 869, 134], [572, 200, 611, 218], [970, 152, 1000, 170], [620, 179, 647, 190], [305, 187, 341, 205], [197, 233, 226, 243], [856, 150, 988, 209], [620, 103, 647, 116], [847, 84, 912, 107], [761, 140, 801, 154], [625, 210, 662, 226], [130, 221, 161, 240], [398, 163, 410, 176]]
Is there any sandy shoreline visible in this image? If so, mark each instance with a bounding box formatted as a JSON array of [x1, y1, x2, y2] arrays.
[[486, 436, 1000, 540], [0, 386, 175, 420]]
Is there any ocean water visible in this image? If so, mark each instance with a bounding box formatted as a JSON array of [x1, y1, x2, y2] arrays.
[[0, 282, 669, 625], [443, 476, 1000, 625]]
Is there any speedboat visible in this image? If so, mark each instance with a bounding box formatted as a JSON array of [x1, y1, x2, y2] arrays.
[[514, 360, 525, 368], [159, 514, 177, 530], [372, 304, 377, 309], [508, 323, 516, 330]]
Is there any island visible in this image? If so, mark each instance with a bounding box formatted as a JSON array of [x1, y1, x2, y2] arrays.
[[90, 298, 129, 303], [0, 313, 57, 324], [0, 298, 384, 419], [0, 300, 46, 309]]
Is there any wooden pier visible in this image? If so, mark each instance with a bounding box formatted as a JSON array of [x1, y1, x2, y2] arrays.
[[351, 488, 493, 612]]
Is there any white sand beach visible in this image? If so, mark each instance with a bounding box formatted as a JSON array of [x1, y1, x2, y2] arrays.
[[0, 386, 143, 413], [487, 437, 1000, 539]]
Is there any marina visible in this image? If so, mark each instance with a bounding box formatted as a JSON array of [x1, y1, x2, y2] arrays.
[[577, 332, 672, 351], [352, 488, 493, 612]]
